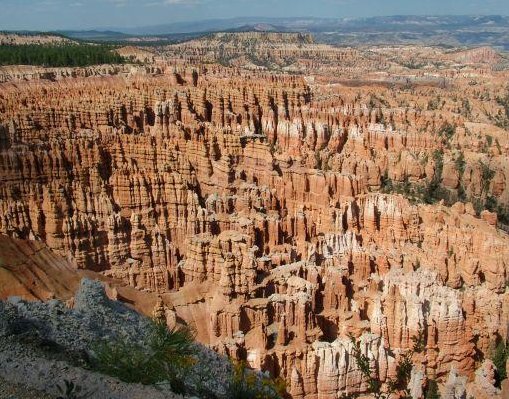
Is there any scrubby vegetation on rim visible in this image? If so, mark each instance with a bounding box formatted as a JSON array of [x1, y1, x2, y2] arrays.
[[89, 319, 285, 398]]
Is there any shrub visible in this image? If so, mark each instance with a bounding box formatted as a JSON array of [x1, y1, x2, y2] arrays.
[[344, 330, 425, 399], [455, 152, 466, 176], [461, 99, 472, 117], [427, 97, 441, 111], [425, 380, 441, 399], [90, 320, 195, 391], [479, 161, 495, 194], [486, 135, 493, 147], [437, 123, 456, 141], [492, 340, 508, 387], [226, 360, 284, 399], [494, 86, 509, 128], [485, 197, 509, 225], [380, 171, 393, 193]]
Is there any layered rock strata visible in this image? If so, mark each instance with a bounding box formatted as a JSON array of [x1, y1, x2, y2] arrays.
[[0, 40, 508, 397]]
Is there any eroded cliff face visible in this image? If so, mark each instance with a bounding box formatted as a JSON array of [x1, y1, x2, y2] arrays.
[[0, 37, 508, 398]]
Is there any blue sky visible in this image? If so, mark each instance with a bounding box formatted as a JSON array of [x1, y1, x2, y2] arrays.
[[0, 0, 507, 31]]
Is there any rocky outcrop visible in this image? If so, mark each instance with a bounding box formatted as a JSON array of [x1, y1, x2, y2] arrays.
[[0, 234, 80, 300], [0, 278, 243, 399]]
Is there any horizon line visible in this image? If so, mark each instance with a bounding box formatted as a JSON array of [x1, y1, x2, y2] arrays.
[[1, 13, 508, 34]]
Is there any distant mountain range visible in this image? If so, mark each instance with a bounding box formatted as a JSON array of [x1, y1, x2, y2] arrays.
[[48, 15, 509, 49], [114, 15, 509, 35]]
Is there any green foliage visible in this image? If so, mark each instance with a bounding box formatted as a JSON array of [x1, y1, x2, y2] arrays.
[[0, 44, 125, 67], [351, 337, 383, 396], [388, 353, 413, 392], [380, 170, 392, 191], [486, 195, 498, 212], [315, 151, 323, 170], [437, 122, 456, 141], [479, 161, 495, 194], [150, 321, 196, 368], [380, 150, 508, 225], [491, 340, 508, 387], [425, 380, 441, 399], [457, 184, 466, 202], [460, 99, 472, 117], [494, 86, 509, 129], [345, 331, 425, 399], [92, 341, 153, 383], [56, 380, 93, 399], [427, 96, 442, 111], [411, 330, 426, 354], [380, 149, 470, 208], [486, 135, 493, 147], [91, 324, 285, 398], [90, 320, 195, 390], [401, 60, 425, 70], [424, 150, 445, 203], [381, 177, 430, 205], [455, 152, 466, 176], [382, 151, 446, 205], [226, 361, 284, 399], [387, 330, 426, 394], [485, 195, 509, 225]]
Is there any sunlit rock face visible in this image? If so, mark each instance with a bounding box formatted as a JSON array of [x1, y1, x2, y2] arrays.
[[1, 35, 508, 398]]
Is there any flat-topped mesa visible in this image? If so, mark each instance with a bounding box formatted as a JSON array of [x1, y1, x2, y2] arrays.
[[209, 32, 315, 45], [0, 32, 72, 45], [163, 32, 359, 70]]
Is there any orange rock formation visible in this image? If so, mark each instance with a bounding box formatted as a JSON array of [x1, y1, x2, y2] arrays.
[[0, 34, 508, 398]]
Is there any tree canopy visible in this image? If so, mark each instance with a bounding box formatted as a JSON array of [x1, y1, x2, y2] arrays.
[[0, 43, 125, 67]]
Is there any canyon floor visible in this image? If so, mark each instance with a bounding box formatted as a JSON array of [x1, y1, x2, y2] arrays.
[[0, 32, 508, 399]]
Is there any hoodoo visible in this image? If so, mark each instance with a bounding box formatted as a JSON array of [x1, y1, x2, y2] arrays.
[[0, 13, 509, 399]]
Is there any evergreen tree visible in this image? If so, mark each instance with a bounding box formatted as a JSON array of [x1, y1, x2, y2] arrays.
[[0, 43, 125, 67]]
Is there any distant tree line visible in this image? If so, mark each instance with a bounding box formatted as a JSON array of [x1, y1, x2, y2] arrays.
[[0, 43, 125, 67]]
